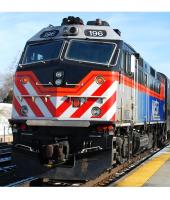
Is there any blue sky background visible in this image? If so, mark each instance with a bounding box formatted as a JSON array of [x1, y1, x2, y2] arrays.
[[0, 12, 170, 77]]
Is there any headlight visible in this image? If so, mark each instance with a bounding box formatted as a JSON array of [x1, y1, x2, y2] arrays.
[[55, 79, 63, 86], [20, 105, 28, 116], [69, 26, 78, 34], [62, 26, 79, 36], [91, 107, 101, 117], [56, 71, 64, 78]]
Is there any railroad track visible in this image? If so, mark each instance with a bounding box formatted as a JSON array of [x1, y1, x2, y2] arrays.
[[7, 177, 86, 187], [82, 150, 156, 186], [0, 143, 16, 177], [5, 145, 167, 187]]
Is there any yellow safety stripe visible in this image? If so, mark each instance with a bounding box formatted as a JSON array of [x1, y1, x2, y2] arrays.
[[115, 152, 170, 187]]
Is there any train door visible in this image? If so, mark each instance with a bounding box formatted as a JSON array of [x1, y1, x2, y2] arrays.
[[131, 54, 137, 123], [120, 52, 137, 124]]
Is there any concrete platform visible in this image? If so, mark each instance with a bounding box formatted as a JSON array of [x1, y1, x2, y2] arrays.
[[110, 145, 170, 187]]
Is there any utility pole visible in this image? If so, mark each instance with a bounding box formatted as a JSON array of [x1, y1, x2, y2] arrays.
[[4, 126, 5, 143]]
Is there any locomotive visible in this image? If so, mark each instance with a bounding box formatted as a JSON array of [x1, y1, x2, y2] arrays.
[[9, 16, 170, 180]]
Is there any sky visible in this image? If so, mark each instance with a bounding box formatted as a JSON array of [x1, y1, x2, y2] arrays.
[[0, 12, 170, 77]]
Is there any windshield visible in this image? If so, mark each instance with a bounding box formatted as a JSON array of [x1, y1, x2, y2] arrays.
[[22, 40, 63, 64], [65, 40, 115, 65]]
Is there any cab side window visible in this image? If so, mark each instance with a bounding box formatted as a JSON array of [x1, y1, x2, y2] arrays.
[[126, 53, 131, 74], [121, 51, 126, 70], [138, 69, 143, 84], [144, 73, 147, 86], [121, 51, 131, 74]]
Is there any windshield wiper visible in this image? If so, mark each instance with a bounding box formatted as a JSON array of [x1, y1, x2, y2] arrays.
[[40, 60, 46, 64]]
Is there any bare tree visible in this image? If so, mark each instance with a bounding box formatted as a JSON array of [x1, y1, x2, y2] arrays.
[[0, 72, 13, 102], [0, 51, 21, 102]]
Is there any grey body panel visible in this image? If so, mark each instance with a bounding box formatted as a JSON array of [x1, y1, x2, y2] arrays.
[[28, 25, 121, 42]]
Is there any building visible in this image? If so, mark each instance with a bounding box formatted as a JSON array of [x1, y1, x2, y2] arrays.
[[0, 103, 12, 143]]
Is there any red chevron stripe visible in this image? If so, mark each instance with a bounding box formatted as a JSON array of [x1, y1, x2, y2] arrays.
[[14, 71, 118, 119], [71, 80, 113, 118], [91, 91, 116, 118], [15, 70, 118, 96], [27, 78, 72, 117], [40, 97, 57, 116], [55, 99, 72, 117], [16, 80, 44, 117], [110, 113, 116, 121], [13, 96, 21, 115]]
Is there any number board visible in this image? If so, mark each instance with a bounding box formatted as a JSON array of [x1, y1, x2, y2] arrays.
[[40, 30, 59, 38], [84, 29, 107, 37]]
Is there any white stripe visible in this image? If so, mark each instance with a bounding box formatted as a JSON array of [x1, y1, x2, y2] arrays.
[[13, 84, 35, 118], [59, 81, 100, 119], [24, 83, 52, 117], [80, 81, 118, 119]]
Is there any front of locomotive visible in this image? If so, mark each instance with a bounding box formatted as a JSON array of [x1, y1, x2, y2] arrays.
[[10, 17, 122, 180]]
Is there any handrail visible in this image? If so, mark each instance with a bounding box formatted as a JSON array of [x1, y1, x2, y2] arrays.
[[17, 94, 51, 102], [65, 82, 83, 86], [36, 82, 53, 86], [64, 95, 106, 99]]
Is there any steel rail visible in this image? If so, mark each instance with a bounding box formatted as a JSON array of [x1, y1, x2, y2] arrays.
[[3, 144, 169, 187]]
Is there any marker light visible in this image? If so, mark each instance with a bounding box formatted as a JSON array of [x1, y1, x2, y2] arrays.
[[72, 98, 81, 107], [95, 76, 105, 84], [20, 124, 27, 131], [63, 27, 69, 35], [21, 77, 29, 84]]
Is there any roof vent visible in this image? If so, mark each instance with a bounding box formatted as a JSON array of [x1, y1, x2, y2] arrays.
[[113, 29, 121, 36], [87, 19, 110, 26]]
